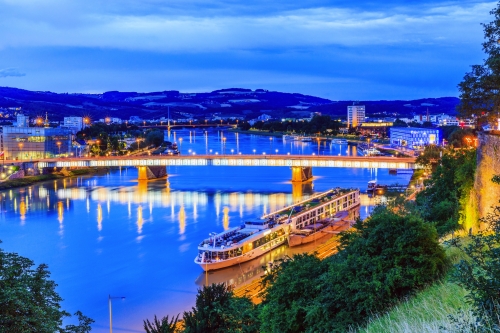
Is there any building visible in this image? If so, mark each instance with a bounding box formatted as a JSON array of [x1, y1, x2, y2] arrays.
[[1, 126, 73, 160], [390, 127, 441, 150], [63, 117, 84, 131], [15, 113, 29, 127], [347, 104, 365, 127]]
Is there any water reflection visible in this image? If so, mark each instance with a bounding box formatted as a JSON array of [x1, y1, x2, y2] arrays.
[[0, 130, 412, 332]]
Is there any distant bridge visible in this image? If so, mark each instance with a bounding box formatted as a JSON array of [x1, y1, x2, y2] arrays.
[[32, 154, 418, 182]]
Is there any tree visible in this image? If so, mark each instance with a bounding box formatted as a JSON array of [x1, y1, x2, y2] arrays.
[[415, 149, 477, 235], [415, 144, 442, 168], [304, 206, 447, 332], [146, 130, 164, 147], [0, 242, 93, 332], [143, 314, 179, 333], [458, 3, 500, 125], [182, 283, 258, 333], [259, 254, 328, 333]]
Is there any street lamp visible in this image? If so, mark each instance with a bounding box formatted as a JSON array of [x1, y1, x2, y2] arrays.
[[275, 149, 278, 155], [108, 295, 125, 333], [56, 141, 61, 156], [253, 149, 256, 155], [231, 149, 234, 154]]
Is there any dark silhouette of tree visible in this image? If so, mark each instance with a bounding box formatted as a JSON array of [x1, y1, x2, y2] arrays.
[[143, 314, 179, 333], [458, 3, 500, 126], [0, 241, 93, 332]]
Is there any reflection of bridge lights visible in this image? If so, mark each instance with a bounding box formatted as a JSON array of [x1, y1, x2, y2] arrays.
[[179, 205, 186, 235], [223, 206, 230, 230], [57, 201, 64, 224], [19, 200, 26, 221], [97, 204, 103, 231], [137, 205, 143, 234]]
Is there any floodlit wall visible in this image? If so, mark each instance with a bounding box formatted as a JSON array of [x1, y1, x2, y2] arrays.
[[475, 131, 500, 223]]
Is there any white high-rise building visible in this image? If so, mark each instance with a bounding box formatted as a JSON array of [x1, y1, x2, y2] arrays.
[[347, 104, 365, 128], [16, 113, 29, 127], [63, 117, 84, 131]]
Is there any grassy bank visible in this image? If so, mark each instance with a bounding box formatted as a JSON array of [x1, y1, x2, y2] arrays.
[[0, 167, 103, 190], [358, 241, 472, 333], [358, 281, 470, 333]]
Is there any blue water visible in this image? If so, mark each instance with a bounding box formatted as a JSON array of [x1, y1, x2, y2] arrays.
[[0, 130, 411, 332]]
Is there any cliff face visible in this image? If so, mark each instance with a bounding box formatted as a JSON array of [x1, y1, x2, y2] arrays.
[[475, 131, 500, 225]]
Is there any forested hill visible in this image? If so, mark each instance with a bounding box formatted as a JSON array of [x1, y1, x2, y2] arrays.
[[0, 86, 459, 121]]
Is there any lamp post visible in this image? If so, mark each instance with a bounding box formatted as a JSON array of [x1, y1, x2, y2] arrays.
[[179, 138, 183, 153], [57, 141, 61, 156], [253, 149, 256, 155], [222, 137, 226, 155], [108, 295, 125, 333]]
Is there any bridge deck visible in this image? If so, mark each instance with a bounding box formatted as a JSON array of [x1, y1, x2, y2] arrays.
[[27, 154, 418, 169]]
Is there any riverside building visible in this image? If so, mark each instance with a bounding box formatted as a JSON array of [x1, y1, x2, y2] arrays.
[[0, 114, 73, 160], [389, 127, 441, 150], [347, 104, 365, 128]]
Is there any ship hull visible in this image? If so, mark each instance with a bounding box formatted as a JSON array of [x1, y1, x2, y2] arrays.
[[195, 236, 287, 272]]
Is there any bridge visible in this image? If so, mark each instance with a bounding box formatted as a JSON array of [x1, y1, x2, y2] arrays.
[[32, 154, 418, 182]]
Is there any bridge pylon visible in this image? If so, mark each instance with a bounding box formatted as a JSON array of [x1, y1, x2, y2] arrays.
[[291, 166, 313, 183], [137, 166, 167, 180]]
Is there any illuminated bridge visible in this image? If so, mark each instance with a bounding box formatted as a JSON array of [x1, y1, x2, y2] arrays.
[[32, 154, 418, 182]]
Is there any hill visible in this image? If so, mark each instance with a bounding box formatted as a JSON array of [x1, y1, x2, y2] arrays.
[[0, 86, 459, 121]]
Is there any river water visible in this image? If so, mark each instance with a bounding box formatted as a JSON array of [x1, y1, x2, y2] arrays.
[[0, 130, 411, 332]]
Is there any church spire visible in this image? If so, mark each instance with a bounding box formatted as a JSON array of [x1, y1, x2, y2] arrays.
[[44, 112, 49, 127]]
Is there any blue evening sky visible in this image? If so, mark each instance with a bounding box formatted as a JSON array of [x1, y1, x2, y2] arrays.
[[0, 0, 494, 99]]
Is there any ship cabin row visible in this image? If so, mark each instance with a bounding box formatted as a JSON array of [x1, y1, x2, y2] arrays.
[[290, 190, 359, 230], [198, 219, 286, 262]]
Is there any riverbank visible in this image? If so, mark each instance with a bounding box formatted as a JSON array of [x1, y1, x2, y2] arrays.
[[0, 167, 105, 190]]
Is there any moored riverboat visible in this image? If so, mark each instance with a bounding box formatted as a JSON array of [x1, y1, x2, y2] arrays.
[[195, 188, 360, 271]]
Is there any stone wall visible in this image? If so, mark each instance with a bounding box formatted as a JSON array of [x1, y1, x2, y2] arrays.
[[475, 131, 500, 223]]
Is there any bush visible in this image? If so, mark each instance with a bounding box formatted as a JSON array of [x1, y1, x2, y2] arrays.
[[183, 283, 259, 333], [450, 202, 500, 331]]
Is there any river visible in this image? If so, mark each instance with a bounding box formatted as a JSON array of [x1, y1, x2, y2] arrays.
[[0, 129, 411, 332]]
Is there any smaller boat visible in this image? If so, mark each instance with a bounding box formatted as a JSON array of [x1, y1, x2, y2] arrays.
[[365, 148, 381, 156], [331, 139, 348, 144], [282, 134, 299, 141], [367, 180, 377, 192]]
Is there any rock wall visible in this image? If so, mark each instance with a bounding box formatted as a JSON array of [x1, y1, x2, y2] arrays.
[[475, 131, 500, 223]]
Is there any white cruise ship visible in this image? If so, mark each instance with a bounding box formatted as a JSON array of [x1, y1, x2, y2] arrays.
[[194, 188, 360, 271]]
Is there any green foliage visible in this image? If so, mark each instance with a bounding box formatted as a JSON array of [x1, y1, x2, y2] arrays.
[[302, 206, 447, 333], [182, 283, 259, 333], [144, 314, 180, 333], [259, 254, 328, 333], [450, 205, 500, 331], [252, 115, 342, 135], [447, 127, 476, 148], [257, 206, 447, 333], [458, 3, 500, 124], [146, 130, 164, 147], [416, 149, 477, 235], [0, 242, 93, 333], [415, 144, 443, 168]]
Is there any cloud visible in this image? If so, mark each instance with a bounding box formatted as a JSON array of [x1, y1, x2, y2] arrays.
[[0, 1, 494, 52], [0, 68, 25, 78]]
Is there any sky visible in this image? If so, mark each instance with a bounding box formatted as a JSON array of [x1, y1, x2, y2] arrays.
[[0, 0, 496, 100]]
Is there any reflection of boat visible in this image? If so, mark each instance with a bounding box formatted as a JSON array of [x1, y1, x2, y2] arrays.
[[300, 136, 313, 142], [367, 180, 377, 192], [194, 188, 360, 271], [331, 139, 348, 144], [282, 134, 299, 141]]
